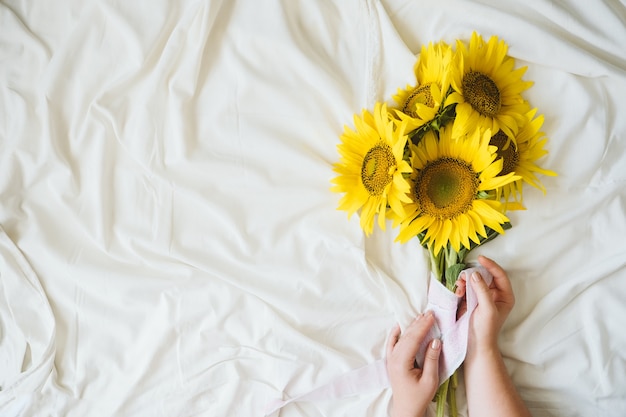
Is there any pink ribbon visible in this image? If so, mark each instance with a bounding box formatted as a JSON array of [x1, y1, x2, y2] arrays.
[[263, 266, 491, 415], [263, 359, 389, 415], [415, 266, 492, 384]]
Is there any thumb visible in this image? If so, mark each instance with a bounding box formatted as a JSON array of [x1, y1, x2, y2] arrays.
[[469, 271, 493, 308], [421, 338, 441, 383]]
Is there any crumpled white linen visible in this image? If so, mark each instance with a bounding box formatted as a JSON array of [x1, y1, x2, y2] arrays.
[[1, 0, 626, 416], [0, 226, 56, 413]]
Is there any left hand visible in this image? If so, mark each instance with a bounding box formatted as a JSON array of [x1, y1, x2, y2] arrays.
[[386, 312, 442, 417], [454, 255, 515, 356]]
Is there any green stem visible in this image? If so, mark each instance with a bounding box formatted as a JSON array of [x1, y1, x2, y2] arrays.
[[428, 244, 444, 282], [449, 371, 458, 417], [436, 378, 449, 417]]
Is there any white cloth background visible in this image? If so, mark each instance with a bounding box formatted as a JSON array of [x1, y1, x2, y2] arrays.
[[1, 0, 625, 416]]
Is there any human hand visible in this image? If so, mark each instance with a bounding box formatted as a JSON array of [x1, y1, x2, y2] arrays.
[[386, 312, 442, 417], [455, 255, 515, 355]]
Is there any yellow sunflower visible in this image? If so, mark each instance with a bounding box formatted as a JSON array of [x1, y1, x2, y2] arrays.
[[331, 103, 413, 235], [392, 42, 457, 131], [395, 124, 520, 254], [490, 108, 557, 206], [449, 32, 532, 140]]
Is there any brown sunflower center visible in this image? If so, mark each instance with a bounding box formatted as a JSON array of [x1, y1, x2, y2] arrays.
[[402, 83, 435, 118], [462, 71, 501, 117], [490, 130, 519, 175], [414, 157, 478, 219], [361, 144, 396, 196]]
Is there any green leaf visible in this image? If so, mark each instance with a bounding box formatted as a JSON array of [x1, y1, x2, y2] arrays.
[[445, 263, 466, 290]]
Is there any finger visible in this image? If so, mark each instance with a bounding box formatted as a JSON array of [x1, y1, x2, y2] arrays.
[[455, 278, 467, 319], [478, 256, 512, 290], [421, 338, 441, 385], [469, 270, 493, 309], [454, 277, 466, 297], [386, 324, 401, 358], [394, 313, 435, 366], [478, 255, 515, 304]]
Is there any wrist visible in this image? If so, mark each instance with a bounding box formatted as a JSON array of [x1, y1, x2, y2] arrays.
[[390, 399, 426, 417], [466, 341, 500, 364], [391, 408, 423, 417]]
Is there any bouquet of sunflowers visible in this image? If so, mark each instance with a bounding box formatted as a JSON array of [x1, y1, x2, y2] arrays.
[[331, 32, 555, 417]]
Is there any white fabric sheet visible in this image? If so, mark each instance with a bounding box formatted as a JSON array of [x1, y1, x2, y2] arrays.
[[1, 0, 625, 416]]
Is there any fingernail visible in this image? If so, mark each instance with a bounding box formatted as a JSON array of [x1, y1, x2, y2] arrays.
[[415, 313, 423, 321], [431, 339, 441, 349], [472, 272, 481, 282]]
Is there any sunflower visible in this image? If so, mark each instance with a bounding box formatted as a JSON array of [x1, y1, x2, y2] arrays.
[[392, 42, 457, 132], [395, 124, 520, 254], [490, 108, 557, 206], [331, 103, 413, 235], [449, 32, 532, 140]]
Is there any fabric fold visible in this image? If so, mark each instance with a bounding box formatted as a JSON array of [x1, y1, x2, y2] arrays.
[[0, 226, 56, 412]]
